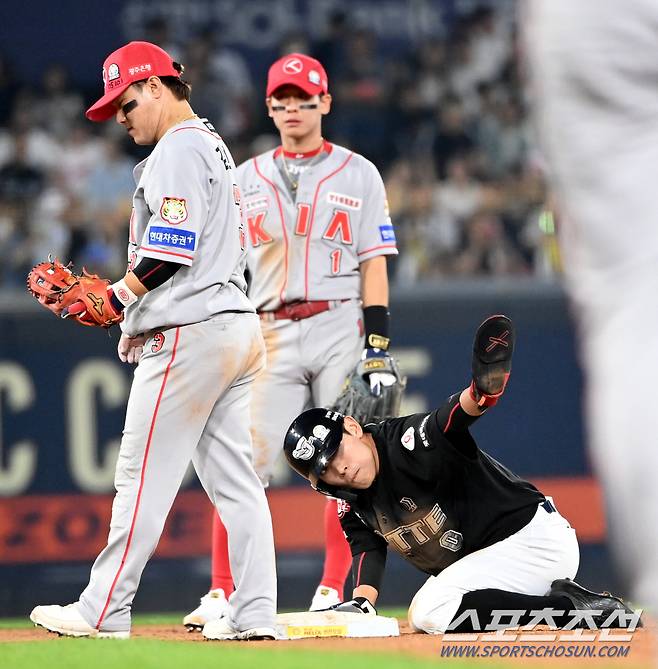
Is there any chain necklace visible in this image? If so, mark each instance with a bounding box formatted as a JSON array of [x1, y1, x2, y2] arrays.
[[279, 140, 325, 192]]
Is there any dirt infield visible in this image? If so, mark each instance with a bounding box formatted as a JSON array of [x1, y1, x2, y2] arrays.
[[1, 620, 655, 665]]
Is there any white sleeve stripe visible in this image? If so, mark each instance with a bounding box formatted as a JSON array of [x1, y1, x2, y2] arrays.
[[140, 245, 194, 261]]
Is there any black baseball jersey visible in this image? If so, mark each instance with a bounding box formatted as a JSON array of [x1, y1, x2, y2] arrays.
[[339, 404, 545, 579]]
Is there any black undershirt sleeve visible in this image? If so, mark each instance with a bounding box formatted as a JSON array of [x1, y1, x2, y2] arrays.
[[435, 393, 481, 433], [340, 505, 388, 593], [352, 548, 387, 592], [429, 393, 483, 459], [131, 256, 182, 291]]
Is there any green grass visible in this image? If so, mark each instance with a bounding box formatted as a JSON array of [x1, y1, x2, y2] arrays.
[[2, 639, 471, 669], [1, 608, 467, 669]]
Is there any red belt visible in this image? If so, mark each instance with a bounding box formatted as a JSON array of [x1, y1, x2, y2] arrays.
[[258, 299, 350, 322]]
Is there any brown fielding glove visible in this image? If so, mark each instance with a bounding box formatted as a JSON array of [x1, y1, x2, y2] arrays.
[[27, 258, 123, 328], [62, 269, 124, 327], [27, 257, 80, 316]]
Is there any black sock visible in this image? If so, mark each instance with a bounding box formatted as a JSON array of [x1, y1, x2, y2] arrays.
[[448, 589, 574, 633]]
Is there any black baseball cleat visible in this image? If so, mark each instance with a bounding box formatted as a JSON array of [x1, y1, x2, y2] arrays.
[[470, 314, 515, 408], [549, 578, 642, 628]]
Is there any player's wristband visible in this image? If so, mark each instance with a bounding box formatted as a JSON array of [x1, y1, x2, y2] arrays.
[[363, 305, 390, 350], [109, 279, 139, 311]]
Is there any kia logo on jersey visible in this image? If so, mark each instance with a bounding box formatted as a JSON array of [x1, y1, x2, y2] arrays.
[[283, 57, 303, 74], [401, 426, 415, 451]]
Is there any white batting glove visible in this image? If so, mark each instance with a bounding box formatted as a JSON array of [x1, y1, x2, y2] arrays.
[[117, 333, 146, 365], [368, 371, 398, 395]]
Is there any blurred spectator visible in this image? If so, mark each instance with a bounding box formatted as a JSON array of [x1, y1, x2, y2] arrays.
[[0, 134, 44, 285], [435, 156, 482, 230], [468, 6, 512, 84], [57, 123, 104, 196], [453, 211, 528, 276], [0, 104, 61, 170], [32, 64, 84, 141], [84, 137, 134, 216], [330, 29, 389, 164], [182, 30, 253, 139], [447, 36, 482, 114], [314, 10, 349, 81], [278, 32, 311, 58], [411, 40, 448, 118], [142, 17, 183, 63], [27, 171, 74, 265], [0, 133, 44, 203], [431, 97, 475, 179]]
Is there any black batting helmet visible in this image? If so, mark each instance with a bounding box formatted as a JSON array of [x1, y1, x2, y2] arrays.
[[283, 408, 356, 500]]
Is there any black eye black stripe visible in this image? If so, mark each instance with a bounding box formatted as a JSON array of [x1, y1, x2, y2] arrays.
[[271, 103, 319, 112], [122, 99, 138, 115]]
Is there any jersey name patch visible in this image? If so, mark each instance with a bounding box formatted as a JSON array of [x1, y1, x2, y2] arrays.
[[148, 227, 196, 251], [327, 192, 362, 210], [401, 426, 415, 451], [244, 196, 269, 212], [160, 197, 188, 225], [379, 224, 396, 242]]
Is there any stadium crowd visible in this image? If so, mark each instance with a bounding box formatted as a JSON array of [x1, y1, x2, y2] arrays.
[[0, 6, 559, 289]]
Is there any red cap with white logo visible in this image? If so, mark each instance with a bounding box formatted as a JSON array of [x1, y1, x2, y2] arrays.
[[266, 53, 329, 98], [86, 41, 180, 122]]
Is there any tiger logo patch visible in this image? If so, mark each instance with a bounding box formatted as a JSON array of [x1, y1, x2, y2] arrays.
[[160, 197, 188, 225]]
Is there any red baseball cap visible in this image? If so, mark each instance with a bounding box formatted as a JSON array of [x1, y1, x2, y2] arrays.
[[86, 41, 180, 122], [266, 53, 329, 98]]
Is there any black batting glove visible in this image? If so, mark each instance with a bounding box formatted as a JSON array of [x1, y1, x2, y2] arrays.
[[329, 597, 377, 615]]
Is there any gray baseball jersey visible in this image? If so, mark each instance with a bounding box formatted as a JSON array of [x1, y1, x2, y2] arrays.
[[236, 142, 398, 484], [74, 118, 277, 633], [237, 142, 398, 312], [123, 117, 252, 336]]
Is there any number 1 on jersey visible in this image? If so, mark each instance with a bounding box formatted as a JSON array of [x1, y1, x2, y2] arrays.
[[330, 249, 342, 275]]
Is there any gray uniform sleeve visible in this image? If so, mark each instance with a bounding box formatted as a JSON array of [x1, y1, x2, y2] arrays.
[[357, 159, 398, 263], [139, 135, 212, 267]]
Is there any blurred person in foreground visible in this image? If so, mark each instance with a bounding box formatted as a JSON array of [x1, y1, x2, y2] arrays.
[[523, 0, 658, 616]]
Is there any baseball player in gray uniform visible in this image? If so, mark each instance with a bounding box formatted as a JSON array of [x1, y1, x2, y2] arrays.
[[187, 53, 398, 632], [29, 41, 277, 640], [523, 1, 658, 617]]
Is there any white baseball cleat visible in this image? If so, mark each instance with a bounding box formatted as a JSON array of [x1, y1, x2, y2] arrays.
[[30, 603, 130, 639], [309, 585, 341, 611], [202, 616, 277, 641], [183, 588, 229, 631]]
